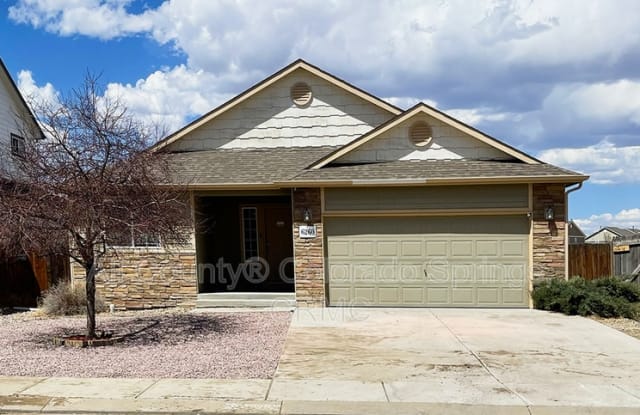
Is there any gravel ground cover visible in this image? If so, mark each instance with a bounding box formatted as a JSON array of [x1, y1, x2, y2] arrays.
[[0, 308, 291, 378], [592, 316, 640, 341]]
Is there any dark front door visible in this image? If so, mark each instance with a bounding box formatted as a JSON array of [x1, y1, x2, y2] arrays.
[[262, 205, 294, 289]]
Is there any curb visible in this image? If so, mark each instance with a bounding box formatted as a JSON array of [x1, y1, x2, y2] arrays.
[[2, 397, 640, 415]]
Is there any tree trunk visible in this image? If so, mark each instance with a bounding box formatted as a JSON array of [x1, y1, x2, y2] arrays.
[[85, 260, 98, 339]]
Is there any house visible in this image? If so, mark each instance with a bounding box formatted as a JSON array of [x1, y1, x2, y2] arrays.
[[71, 60, 588, 309], [585, 227, 640, 243], [568, 220, 586, 245], [0, 57, 66, 307]]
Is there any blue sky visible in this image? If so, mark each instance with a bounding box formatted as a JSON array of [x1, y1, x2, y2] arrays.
[[1, 0, 639, 234]]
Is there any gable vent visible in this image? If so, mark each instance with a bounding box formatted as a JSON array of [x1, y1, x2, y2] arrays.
[[409, 121, 433, 148], [291, 82, 313, 107]]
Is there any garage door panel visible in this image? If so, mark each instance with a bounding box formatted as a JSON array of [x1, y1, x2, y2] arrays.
[[426, 287, 450, 304], [353, 241, 375, 256], [402, 287, 425, 303], [353, 287, 376, 304], [477, 288, 500, 305], [451, 240, 474, 256], [400, 241, 422, 256], [502, 288, 526, 305], [476, 240, 499, 256], [326, 216, 529, 307], [379, 287, 400, 304], [328, 240, 350, 256], [452, 288, 474, 304], [426, 241, 447, 256], [502, 240, 526, 256], [376, 241, 398, 256]]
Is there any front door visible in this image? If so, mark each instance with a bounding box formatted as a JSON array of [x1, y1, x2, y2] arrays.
[[262, 205, 294, 289], [240, 203, 294, 291]]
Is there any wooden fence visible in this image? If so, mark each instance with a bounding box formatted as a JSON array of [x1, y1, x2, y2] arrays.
[[614, 240, 640, 277], [569, 243, 613, 280]]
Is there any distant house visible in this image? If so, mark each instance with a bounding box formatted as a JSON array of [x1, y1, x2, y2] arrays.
[[585, 227, 640, 243], [0, 57, 66, 308], [568, 220, 586, 245]]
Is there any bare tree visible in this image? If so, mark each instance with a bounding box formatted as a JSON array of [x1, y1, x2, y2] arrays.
[[0, 74, 190, 338]]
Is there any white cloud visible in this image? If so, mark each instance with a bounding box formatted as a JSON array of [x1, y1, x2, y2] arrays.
[[8, 0, 154, 40], [104, 65, 232, 132], [16, 70, 60, 108], [9, 0, 640, 78], [538, 140, 640, 184], [542, 80, 640, 129], [574, 209, 640, 236]]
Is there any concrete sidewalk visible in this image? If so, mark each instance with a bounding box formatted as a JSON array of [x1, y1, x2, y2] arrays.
[[1, 376, 640, 414]]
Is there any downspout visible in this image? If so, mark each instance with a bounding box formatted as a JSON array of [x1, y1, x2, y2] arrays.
[[565, 183, 584, 279]]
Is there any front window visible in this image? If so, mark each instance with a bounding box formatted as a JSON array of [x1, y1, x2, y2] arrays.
[[10, 133, 25, 158], [108, 225, 160, 248]]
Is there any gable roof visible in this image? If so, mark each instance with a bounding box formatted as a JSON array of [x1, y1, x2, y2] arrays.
[[586, 226, 640, 240], [568, 220, 586, 238], [151, 59, 402, 151], [0, 57, 44, 139], [308, 103, 540, 169]]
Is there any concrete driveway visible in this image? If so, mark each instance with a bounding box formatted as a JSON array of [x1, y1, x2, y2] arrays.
[[269, 308, 640, 409]]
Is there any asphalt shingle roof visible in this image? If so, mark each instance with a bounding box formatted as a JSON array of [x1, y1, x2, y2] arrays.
[[291, 159, 583, 183], [163, 146, 337, 185], [162, 147, 587, 186]]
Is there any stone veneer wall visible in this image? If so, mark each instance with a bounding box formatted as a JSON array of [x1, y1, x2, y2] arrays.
[[532, 183, 567, 281], [292, 188, 325, 306], [71, 248, 197, 310]]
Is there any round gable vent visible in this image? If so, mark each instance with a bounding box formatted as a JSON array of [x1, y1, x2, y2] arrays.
[[291, 82, 313, 107], [409, 121, 433, 148]]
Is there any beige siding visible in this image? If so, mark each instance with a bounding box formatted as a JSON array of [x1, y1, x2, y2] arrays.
[[326, 216, 529, 307], [324, 185, 529, 212], [166, 69, 394, 151], [337, 113, 511, 163]]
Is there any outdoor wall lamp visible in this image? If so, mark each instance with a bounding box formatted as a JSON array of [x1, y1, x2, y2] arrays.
[[544, 206, 555, 220], [303, 207, 312, 223]]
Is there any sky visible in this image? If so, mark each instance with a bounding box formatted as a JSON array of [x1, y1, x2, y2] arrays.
[[0, 0, 639, 235]]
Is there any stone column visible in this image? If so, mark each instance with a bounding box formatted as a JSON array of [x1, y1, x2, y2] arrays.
[[292, 188, 325, 306], [532, 183, 567, 281]]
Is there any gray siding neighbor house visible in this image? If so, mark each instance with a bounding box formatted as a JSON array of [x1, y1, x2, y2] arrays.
[[70, 60, 589, 309]]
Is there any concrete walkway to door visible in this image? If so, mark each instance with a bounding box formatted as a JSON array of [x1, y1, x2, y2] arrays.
[[270, 308, 640, 409]]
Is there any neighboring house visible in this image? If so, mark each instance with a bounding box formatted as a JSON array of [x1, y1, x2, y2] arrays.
[[0, 57, 39, 176], [0, 57, 65, 307], [585, 227, 640, 243], [71, 60, 588, 309], [568, 220, 586, 245]]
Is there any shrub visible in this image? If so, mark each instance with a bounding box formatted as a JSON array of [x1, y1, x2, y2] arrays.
[[532, 277, 639, 319], [39, 282, 106, 316], [593, 277, 640, 303]]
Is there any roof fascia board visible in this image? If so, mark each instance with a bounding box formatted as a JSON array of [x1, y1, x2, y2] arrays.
[[151, 60, 402, 152]]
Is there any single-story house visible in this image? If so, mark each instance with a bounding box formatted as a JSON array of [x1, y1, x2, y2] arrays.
[[568, 220, 586, 245], [586, 227, 640, 243], [71, 60, 588, 309]]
